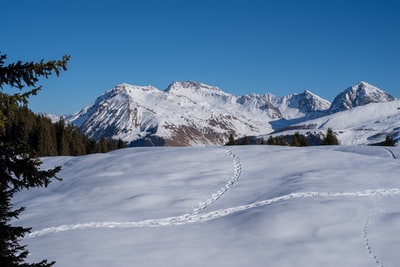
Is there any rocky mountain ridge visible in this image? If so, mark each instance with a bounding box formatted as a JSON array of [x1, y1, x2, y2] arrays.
[[65, 81, 397, 146]]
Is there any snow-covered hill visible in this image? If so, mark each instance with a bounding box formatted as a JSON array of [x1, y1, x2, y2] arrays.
[[65, 81, 396, 146], [14, 145, 400, 266], [284, 99, 400, 145]]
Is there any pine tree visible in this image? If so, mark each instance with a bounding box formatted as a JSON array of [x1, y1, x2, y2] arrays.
[[322, 128, 339, 145], [85, 138, 97, 154], [0, 53, 69, 266], [299, 135, 308, 146], [267, 135, 275, 145], [107, 138, 118, 151], [383, 135, 395, 146], [242, 135, 250, 145], [67, 125, 86, 156], [97, 135, 108, 153], [32, 115, 57, 156], [290, 132, 308, 147], [291, 132, 301, 147], [3, 102, 35, 153], [54, 118, 70, 156], [117, 138, 126, 149], [274, 135, 287, 146], [226, 133, 235, 146]]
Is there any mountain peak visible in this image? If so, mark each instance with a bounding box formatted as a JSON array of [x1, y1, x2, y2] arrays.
[[166, 81, 222, 93], [329, 81, 395, 113], [304, 89, 313, 95], [353, 81, 381, 92], [358, 80, 370, 87], [290, 90, 331, 114], [113, 83, 158, 94]]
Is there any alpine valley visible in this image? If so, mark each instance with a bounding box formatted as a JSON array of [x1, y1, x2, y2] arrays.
[[64, 81, 399, 146]]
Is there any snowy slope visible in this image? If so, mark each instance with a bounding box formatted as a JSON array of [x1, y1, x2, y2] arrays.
[[292, 99, 400, 145], [14, 145, 400, 267]]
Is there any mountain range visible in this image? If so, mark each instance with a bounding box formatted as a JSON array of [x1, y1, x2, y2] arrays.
[[65, 81, 398, 146]]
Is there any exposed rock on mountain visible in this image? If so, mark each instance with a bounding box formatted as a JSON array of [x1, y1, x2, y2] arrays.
[[66, 81, 396, 146]]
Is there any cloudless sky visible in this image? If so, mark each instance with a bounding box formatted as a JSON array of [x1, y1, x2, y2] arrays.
[[2, 0, 399, 115]]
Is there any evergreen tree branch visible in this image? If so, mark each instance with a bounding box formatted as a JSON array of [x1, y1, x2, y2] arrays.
[[0, 54, 70, 90]]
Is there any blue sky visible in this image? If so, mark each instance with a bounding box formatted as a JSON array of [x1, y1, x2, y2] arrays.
[[2, 0, 399, 115]]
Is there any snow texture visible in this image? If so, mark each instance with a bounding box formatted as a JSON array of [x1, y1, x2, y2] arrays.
[[13, 145, 400, 267]]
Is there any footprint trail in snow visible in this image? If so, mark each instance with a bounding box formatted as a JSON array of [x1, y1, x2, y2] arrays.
[[26, 188, 400, 238], [191, 147, 242, 215], [362, 190, 389, 267]]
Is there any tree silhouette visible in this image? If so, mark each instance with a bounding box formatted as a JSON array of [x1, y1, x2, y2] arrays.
[[322, 128, 339, 145], [383, 135, 395, 146], [0, 53, 70, 266], [226, 133, 235, 146]]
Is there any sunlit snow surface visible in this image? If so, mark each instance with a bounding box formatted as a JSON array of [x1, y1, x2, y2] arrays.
[[13, 145, 400, 267]]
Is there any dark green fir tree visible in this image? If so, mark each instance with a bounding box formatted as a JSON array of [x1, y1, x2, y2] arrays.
[[383, 135, 395, 146], [117, 138, 126, 149], [322, 128, 339, 145], [0, 53, 70, 266], [226, 133, 235, 146], [267, 135, 275, 145], [291, 132, 301, 147], [242, 135, 250, 145]]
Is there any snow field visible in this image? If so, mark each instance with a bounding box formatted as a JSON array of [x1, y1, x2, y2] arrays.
[[13, 145, 400, 267]]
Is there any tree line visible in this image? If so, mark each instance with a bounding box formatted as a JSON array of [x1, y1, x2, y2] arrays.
[[3, 96, 125, 157], [226, 128, 339, 146], [227, 128, 396, 147]]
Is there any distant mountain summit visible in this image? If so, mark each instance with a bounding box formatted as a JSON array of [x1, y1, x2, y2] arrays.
[[266, 90, 331, 119], [329, 81, 395, 113], [165, 80, 224, 94], [65, 81, 397, 146]]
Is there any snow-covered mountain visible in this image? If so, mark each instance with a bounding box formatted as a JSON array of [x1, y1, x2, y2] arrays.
[[268, 99, 400, 146], [292, 99, 400, 145], [266, 89, 331, 119], [329, 81, 395, 113], [66, 81, 330, 145], [66, 80, 396, 146]]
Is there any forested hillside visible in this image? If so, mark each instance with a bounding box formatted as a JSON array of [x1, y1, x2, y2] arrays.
[[3, 94, 125, 157]]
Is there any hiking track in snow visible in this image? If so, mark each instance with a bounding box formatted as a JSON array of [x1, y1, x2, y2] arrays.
[[26, 188, 400, 238], [361, 147, 399, 267], [363, 214, 383, 267], [362, 191, 391, 267], [191, 147, 242, 215]]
